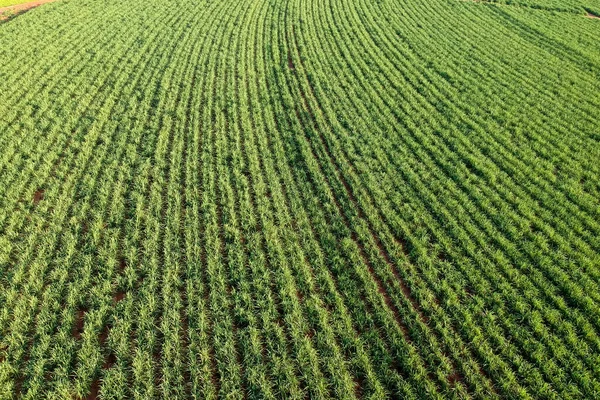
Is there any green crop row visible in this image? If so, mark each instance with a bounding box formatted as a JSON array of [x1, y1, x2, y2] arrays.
[[0, 0, 599, 398]]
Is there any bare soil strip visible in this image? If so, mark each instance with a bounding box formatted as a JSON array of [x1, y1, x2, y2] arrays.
[[0, 0, 57, 19]]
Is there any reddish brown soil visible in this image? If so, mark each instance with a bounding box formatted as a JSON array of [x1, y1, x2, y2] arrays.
[[586, 12, 600, 19], [118, 258, 127, 272], [72, 308, 87, 340], [98, 327, 110, 345], [448, 370, 464, 386], [113, 291, 126, 303], [103, 352, 117, 370], [85, 379, 100, 400], [33, 189, 44, 205], [0, 0, 57, 20]]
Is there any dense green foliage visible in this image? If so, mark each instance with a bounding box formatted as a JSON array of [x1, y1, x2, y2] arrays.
[[482, 0, 600, 14], [0, 0, 599, 398]]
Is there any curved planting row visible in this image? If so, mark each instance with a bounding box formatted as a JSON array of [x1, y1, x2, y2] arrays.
[[0, 0, 599, 398]]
